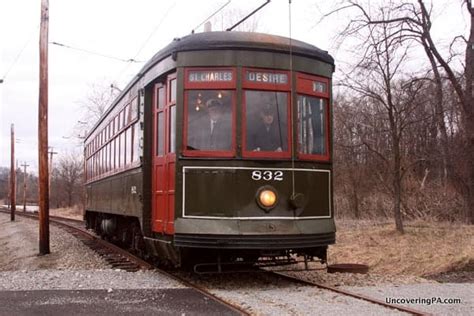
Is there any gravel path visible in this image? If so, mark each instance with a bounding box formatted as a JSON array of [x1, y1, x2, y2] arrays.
[[1, 212, 472, 315], [0, 213, 184, 291], [0, 270, 185, 291], [344, 283, 473, 316], [0, 214, 107, 271], [205, 279, 407, 315]]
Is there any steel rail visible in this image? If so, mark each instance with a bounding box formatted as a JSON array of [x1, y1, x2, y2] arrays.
[[4, 209, 425, 315], [0, 209, 153, 270], [0, 209, 249, 315], [270, 271, 431, 316]]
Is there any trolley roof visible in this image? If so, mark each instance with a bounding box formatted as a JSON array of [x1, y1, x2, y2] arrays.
[[85, 32, 334, 140], [143, 31, 334, 71]]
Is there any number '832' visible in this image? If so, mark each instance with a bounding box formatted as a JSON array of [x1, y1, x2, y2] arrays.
[[251, 170, 284, 181]]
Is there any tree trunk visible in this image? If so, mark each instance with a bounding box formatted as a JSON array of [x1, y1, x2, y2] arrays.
[[351, 185, 360, 219], [392, 132, 404, 233], [422, 41, 450, 186], [464, 4, 474, 224], [389, 104, 404, 233]]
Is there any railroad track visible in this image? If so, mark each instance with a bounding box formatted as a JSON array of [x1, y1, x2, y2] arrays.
[[267, 270, 430, 316], [1, 209, 429, 315], [0, 209, 153, 272], [0, 209, 249, 315]]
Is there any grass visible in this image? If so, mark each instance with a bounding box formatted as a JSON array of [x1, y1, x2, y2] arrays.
[[49, 206, 473, 278], [50, 205, 84, 220], [329, 218, 474, 277]]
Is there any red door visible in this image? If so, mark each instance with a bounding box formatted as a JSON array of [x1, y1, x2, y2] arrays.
[[152, 74, 176, 234]]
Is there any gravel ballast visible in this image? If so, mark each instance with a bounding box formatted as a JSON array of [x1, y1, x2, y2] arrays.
[[1, 212, 472, 315], [344, 283, 473, 316]]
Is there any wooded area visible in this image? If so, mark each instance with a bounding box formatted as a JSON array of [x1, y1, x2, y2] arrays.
[[0, 153, 83, 209], [331, 0, 474, 231]]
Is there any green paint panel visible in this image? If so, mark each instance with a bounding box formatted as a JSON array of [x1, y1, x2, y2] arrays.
[[183, 167, 330, 218], [86, 168, 143, 218]]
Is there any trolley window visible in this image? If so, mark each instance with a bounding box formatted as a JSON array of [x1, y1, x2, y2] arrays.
[[242, 68, 291, 158], [183, 68, 236, 157], [296, 73, 330, 161]]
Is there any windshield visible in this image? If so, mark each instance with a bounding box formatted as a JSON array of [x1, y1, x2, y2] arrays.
[[244, 90, 288, 153], [186, 90, 233, 152]]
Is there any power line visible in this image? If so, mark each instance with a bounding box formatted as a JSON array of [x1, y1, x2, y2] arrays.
[[50, 41, 144, 63], [131, 1, 176, 61], [1, 26, 38, 83], [114, 1, 176, 84], [226, 0, 270, 31], [191, 0, 232, 33]]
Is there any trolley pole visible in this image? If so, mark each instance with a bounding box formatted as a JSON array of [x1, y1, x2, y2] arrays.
[[21, 162, 29, 212], [10, 123, 16, 221], [38, 0, 50, 255]]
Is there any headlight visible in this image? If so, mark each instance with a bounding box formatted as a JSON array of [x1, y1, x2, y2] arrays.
[[256, 186, 278, 211]]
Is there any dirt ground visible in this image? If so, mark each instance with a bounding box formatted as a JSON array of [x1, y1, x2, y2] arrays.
[[0, 212, 107, 271], [49, 206, 84, 220], [329, 219, 474, 281]]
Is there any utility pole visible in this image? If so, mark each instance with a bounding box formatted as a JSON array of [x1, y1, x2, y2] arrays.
[[21, 162, 29, 212], [10, 123, 15, 221], [38, 0, 50, 255]]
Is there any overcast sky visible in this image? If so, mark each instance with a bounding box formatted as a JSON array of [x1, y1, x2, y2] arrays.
[[0, 0, 467, 172]]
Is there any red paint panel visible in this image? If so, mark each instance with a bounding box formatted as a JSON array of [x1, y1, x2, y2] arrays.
[[296, 73, 330, 98], [151, 74, 177, 235]]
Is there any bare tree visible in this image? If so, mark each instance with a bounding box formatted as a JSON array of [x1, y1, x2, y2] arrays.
[[331, 1, 439, 232], [51, 153, 83, 208], [75, 81, 121, 137], [330, 0, 474, 223]]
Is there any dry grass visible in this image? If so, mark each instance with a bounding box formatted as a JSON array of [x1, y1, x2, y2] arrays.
[[46, 206, 473, 278], [49, 205, 84, 220], [329, 219, 474, 277]]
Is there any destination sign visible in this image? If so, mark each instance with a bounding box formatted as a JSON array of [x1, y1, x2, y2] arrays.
[[246, 71, 288, 84], [312, 81, 327, 93], [188, 70, 233, 82]]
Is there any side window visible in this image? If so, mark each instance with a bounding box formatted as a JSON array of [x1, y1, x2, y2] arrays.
[[131, 97, 139, 121], [124, 104, 130, 125], [296, 74, 330, 161], [133, 124, 140, 162], [298, 96, 327, 156], [119, 133, 124, 168], [157, 112, 165, 156], [112, 138, 116, 169], [170, 105, 176, 153], [169, 78, 177, 103], [157, 87, 165, 109]]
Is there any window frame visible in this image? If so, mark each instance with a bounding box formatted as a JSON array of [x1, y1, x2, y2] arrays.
[[296, 73, 331, 162], [242, 68, 292, 159], [182, 67, 237, 158]]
